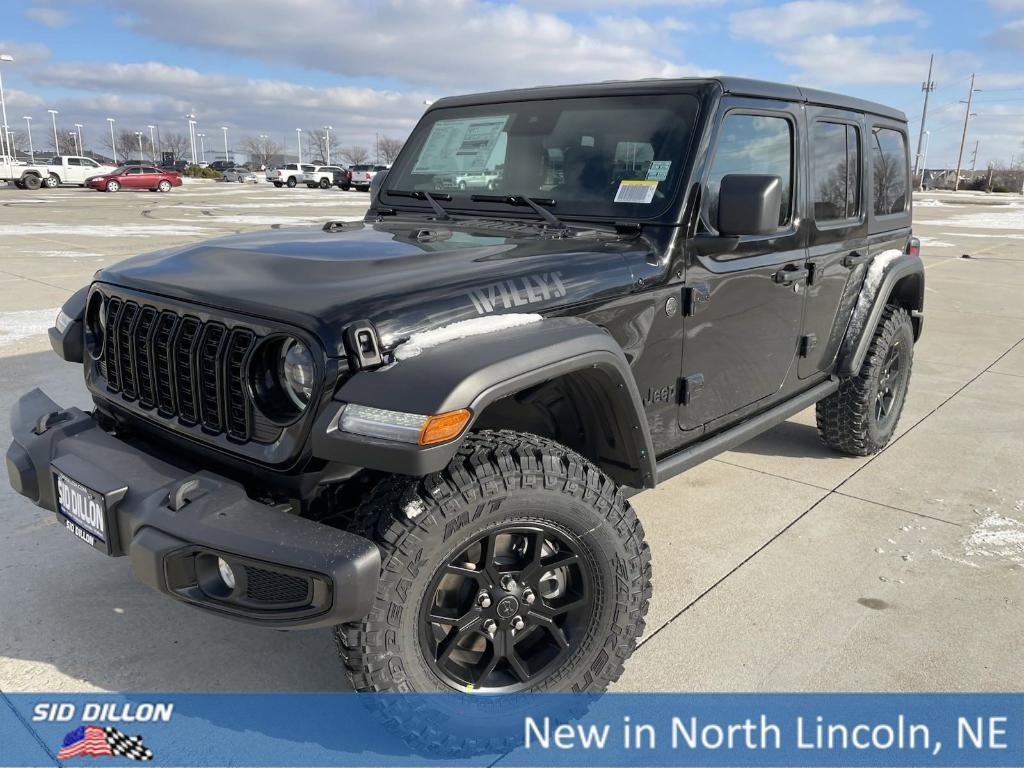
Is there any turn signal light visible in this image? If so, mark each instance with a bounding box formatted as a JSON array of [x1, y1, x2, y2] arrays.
[[419, 409, 472, 445]]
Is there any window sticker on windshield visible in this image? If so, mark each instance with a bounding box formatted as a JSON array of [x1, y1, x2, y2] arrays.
[[412, 116, 509, 175], [646, 160, 672, 181], [614, 180, 658, 204]]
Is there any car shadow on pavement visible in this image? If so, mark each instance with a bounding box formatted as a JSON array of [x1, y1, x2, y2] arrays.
[[0, 349, 350, 692], [728, 419, 837, 460]]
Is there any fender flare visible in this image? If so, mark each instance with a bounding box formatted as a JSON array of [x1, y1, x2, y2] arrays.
[[311, 317, 656, 487], [837, 252, 924, 377]]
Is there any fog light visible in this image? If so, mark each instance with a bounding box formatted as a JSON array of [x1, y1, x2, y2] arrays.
[[217, 557, 236, 590]]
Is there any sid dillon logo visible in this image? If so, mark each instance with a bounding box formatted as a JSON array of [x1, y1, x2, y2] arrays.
[[35, 702, 171, 762]]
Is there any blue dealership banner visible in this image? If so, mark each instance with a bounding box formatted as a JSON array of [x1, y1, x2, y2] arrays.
[[1, 693, 1021, 767]]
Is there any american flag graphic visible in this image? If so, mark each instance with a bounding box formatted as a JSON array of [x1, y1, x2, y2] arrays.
[[57, 725, 154, 761]]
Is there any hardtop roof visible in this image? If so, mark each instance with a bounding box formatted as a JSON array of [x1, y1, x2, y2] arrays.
[[431, 76, 906, 122]]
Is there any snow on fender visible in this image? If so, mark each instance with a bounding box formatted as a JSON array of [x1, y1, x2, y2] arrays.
[[847, 249, 904, 342]]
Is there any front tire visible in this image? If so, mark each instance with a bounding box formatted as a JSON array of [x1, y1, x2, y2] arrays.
[[105, 180, 120, 192], [817, 305, 914, 456], [319, 178, 331, 189], [44, 174, 60, 188], [157, 180, 172, 192], [337, 430, 651, 695], [286, 176, 297, 188]]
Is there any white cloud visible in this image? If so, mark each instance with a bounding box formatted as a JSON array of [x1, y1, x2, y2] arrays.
[[729, 0, 924, 44], [988, 0, 1024, 11], [986, 18, 1024, 50], [101, 0, 701, 91], [25, 6, 70, 27], [774, 34, 940, 85]]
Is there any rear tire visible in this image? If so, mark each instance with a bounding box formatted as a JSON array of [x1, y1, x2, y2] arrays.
[[286, 177, 297, 188], [319, 178, 330, 189], [337, 430, 651, 696], [273, 181, 283, 188], [158, 180, 172, 192], [22, 175, 41, 190], [817, 305, 914, 456], [44, 174, 60, 188], [14, 179, 25, 189]]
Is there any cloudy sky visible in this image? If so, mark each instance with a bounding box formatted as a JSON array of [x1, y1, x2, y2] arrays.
[[3, 0, 1024, 167]]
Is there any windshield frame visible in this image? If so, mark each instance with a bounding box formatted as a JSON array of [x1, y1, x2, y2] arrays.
[[381, 90, 703, 225]]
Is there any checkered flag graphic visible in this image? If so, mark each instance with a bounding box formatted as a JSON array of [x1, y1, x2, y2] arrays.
[[104, 727, 154, 761]]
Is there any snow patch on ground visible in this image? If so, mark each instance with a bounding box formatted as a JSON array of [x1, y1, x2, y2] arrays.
[[915, 236, 955, 248], [938, 232, 1024, 240], [0, 224, 205, 237], [394, 314, 543, 361], [34, 250, 103, 258], [964, 512, 1024, 565], [404, 499, 427, 520], [914, 199, 960, 208], [0, 307, 59, 346], [925, 208, 1024, 230], [846, 249, 903, 343], [171, 215, 329, 225]]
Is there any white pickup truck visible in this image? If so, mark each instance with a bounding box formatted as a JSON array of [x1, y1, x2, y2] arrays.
[[39, 155, 118, 187], [1, 156, 54, 190], [266, 163, 316, 188]]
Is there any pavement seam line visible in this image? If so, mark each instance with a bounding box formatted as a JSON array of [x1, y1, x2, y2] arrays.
[[708, 457, 833, 491], [0, 689, 59, 766]]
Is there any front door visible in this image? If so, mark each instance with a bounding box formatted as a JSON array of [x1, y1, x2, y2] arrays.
[[679, 101, 808, 431]]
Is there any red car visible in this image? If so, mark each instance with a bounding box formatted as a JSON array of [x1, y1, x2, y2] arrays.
[[87, 165, 183, 193]]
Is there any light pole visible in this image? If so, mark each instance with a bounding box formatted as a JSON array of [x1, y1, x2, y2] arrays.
[[134, 131, 143, 159], [259, 134, 268, 168], [197, 133, 206, 163], [295, 128, 302, 163], [68, 131, 79, 156], [22, 115, 33, 162], [147, 124, 156, 163], [324, 125, 333, 165], [48, 109, 59, 153], [185, 113, 197, 164], [106, 117, 116, 164], [0, 54, 12, 161], [74, 123, 83, 156], [220, 126, 228, 163]]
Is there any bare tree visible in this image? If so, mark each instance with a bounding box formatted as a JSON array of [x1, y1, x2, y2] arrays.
[[5, 128, 28, 157], [242, 134, 283, 168], [52, 126, 79, 155], [378, 136, 404, 164], [114, 129, 152, 163], [160, 131, 191, 163], [341, 145, 370, 166], [305, 128, 342, 165]]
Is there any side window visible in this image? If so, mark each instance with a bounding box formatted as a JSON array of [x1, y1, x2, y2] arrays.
[[811, 121, 861, 222], [68, 157, 83, 166], [85, 159, 99, 168], [706, 113, 793, 230], [871, 127, 908, 215]]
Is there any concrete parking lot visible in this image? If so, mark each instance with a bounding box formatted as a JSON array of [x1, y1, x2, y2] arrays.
[[1, 181, 1021, 693]]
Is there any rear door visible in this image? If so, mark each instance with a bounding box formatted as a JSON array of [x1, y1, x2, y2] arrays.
[[680, 99, 808, 432], [798, 109, 869, 378]]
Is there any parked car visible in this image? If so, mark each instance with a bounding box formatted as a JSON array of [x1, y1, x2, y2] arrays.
[[332, 167, 352, 191], [349, 163, 390, 191], [303, 165, 345, 189], [223, 167, 258, 183], [41, 155, 118, 187], [86, 165, 183, 192], [160, 159, 188, 173], [267, 163, 316, 188], [1, 156, 55, 190], [20, 76, 922, 699], [208, 160, 235, 172]]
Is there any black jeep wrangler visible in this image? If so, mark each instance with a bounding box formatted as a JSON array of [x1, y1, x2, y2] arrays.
[[7, 77, 922, 695]]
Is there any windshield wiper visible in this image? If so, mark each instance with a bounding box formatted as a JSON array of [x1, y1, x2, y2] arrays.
[[386, 189, 452, 220], [470, 194, 570, 233]]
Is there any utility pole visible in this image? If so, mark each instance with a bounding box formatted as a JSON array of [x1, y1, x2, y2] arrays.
[[970, 139, 979, 173], [107, 117, 116, 163], [954, 74, 979, 192], [913, 53, 936, 189]]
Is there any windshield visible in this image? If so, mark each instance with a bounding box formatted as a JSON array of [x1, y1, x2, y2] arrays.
[[384, 93, 699, 221]]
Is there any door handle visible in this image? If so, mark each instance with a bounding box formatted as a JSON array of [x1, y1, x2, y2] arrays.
[[773, 266, 809, 284], [843, 251, 872, 267]]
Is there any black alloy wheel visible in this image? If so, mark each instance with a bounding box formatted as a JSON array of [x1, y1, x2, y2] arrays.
[[419, 522, 595, 693]]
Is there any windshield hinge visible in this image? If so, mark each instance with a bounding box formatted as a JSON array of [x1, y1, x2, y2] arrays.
[[344, 320, 384, 370]]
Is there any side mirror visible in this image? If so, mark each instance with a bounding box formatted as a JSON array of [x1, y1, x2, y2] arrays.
[[369, 169, 388, 201], [716, 174, 782, 237]]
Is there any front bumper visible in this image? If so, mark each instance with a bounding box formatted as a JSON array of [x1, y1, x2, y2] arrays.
[[5, 388, 380, 629]]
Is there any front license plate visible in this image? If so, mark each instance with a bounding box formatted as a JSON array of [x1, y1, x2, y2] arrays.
[[54, 471, 109, 553]]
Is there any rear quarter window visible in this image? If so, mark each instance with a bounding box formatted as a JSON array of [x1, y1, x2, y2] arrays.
[[871, 127, 908, 216]]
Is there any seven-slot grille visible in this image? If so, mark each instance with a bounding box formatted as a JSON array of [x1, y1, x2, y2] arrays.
[[100, 297, 258, 441]]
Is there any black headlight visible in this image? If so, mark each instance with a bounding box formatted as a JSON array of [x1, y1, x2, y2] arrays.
[[84, 290, 105, 360], [249, 336, 317, 423]]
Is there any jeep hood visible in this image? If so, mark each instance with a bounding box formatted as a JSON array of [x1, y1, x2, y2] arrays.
[[95, 220, 649, 357]]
